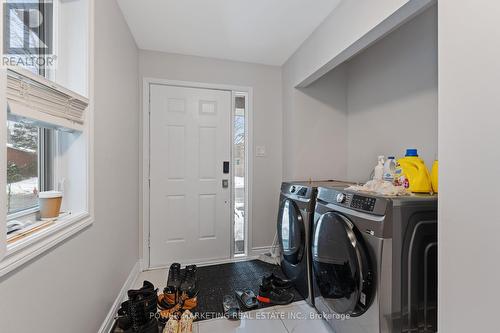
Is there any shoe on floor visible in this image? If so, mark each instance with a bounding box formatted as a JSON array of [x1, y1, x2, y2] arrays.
[[117, 280, 159, 333], [158, 303, 182, 325], [262, 273, 293, 290], [257, 279, 294, 305], [123, 281, 158, 319], [166, 263, 182, 292], [180, 293, 198, 311], [223, 294, 240, 320], [180, 264, 198, 297], [157, 292, 177, 310], [235, 289, 258, 309], [162, 316, 179, 333], [161, 263, 182, 308]]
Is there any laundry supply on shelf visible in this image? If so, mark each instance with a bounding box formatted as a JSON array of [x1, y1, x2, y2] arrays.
[[395, 149, 432, 193], [431, 158, 438, 193], [346, 179, 410, 196], [373, 155, 385, 180], [383, 156, 396, 182]]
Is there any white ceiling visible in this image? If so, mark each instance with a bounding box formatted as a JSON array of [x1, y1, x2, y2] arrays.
[[117, 0, 342, 66]]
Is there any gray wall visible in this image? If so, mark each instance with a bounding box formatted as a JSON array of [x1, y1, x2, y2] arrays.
[[285, 0, 411, 87], [282, 63, 348, 181], [139, 50, 283, 252], [438, 1, 500, 331], [282, 5, 438, 184], [0, 0, 140, 332], [346, 6, 438, 182]]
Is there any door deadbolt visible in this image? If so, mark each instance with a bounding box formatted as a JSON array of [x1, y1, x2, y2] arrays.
[[222, 179, 229, 188]]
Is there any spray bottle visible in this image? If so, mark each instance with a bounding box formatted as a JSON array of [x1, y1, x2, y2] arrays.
[[374, 155, 385, 181]]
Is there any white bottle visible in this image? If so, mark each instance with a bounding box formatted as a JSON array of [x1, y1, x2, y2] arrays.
[[374, 155, 385, 180], [383, 156, 396, 182]]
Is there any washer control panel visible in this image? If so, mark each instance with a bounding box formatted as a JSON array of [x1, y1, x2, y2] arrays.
[[350, 195, 376, 212], [289, 185, 308, 197], [316, 187, 387, 216]]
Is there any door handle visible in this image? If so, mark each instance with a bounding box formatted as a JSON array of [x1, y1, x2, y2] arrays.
[[223, 161, 230, 174], [222, 179, 229, 188]]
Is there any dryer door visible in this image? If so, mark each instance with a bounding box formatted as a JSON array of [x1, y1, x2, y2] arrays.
[[312, 212, 374, 316], [277, 199, 305, 265]]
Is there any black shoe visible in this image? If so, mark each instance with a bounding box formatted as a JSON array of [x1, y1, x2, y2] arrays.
[[127, 281, 158, 318], [262, 273, 293, 290], [117, 281, 159, 332], [117, 302, 158, 332], [166, 263, 182, 292], [180, 264, 198, 297], [257, 279, 294, 305]]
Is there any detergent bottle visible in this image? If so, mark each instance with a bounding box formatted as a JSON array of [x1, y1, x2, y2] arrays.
[[397, 149, 432, 193], [431, 155, 438, 193]]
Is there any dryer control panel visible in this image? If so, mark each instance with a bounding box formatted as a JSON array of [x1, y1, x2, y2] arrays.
[[281, 182, 313, 200], [290, 185, 308, 197]]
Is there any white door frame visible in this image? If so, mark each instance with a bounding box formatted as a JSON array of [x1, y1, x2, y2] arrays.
[[142, 78, 253, 270]]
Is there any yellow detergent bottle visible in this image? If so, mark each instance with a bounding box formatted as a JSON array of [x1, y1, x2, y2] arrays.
[[397, 149, 432, 193], [431, 158, 438, 193]]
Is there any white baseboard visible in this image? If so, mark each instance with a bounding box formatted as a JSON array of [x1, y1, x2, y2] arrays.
[[250, 246, 273, 256], [98, 261, 141, 333], [147, 255, 261, 272]]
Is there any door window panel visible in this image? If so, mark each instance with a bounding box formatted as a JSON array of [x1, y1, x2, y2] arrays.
[[233, 95, 246, 254]]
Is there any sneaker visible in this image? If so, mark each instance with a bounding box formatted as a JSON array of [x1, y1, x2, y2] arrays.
[[180, 264, 198, 297], [257, 279, 294, 305], [262, 273, 293, 290]]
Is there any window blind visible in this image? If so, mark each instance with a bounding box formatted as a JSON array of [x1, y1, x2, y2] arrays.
[[5, 68, 89, 132]]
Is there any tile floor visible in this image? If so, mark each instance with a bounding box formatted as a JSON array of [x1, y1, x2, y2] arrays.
[[196, 301, 333, 333], [135, 268, 334, 333]]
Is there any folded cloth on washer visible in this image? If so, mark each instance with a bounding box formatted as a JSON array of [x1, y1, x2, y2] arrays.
[[346, 180, 410, 196]]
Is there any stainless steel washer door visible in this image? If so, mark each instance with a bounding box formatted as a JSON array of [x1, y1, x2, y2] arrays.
[[312, 211, 374, 317]]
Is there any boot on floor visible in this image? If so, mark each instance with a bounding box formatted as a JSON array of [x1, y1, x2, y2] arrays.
[[117, 281, 159, 333]]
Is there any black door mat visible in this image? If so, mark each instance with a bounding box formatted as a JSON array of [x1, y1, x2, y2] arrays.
[[111, 259, 303, 331], [192, 259, 303, 321]]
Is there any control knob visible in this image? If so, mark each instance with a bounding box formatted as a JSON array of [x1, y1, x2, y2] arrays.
[[336, 193, 347, 203]]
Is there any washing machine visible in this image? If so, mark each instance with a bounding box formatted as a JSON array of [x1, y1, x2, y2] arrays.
[[277, 180, 352, 306], [312, 186, 437, 333]]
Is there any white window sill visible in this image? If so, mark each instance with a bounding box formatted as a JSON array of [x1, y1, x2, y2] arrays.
[[0, 211, 93, 277], [7, 206, 39, 221]]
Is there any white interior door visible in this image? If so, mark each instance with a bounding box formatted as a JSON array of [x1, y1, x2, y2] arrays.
[[149, 84, 231, 267]]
